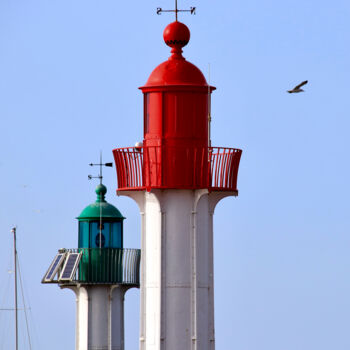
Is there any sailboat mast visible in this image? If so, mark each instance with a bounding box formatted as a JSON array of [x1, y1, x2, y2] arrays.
[[12, 227, 18, 350]]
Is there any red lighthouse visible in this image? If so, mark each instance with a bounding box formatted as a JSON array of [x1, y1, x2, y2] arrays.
[[113, 19, 242, 350], [140, 21, 214, 189], [114, 21, 241, 192]]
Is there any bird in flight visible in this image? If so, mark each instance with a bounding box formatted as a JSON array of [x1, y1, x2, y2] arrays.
[[287, 80, 308, 93]]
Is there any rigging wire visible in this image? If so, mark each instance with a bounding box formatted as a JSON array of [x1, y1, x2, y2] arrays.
[[0, 314, 11, 350], [99, 150, 103, 250], [0, 247, 15, 350], [25, 277, 41, 350], [0, 272, 13, 350], [17, 255, 32, 350]]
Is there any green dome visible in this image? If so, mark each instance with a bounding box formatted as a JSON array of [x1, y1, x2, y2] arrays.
[[77, 184, 125, 221]]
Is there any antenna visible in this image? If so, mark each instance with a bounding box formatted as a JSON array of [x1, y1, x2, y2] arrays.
[[208, 63, 212, 148], [88, 152, 113, 249], [157, 0, 196, 21]]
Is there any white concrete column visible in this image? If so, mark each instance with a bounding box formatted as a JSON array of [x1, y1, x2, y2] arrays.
[[63, 285, 127, 350], [110, 287, 126, 350], [120, 189, 235, 350], [62, 285, 89, 350], [88, 286, 126, 350], [88, 286, 109, 350]]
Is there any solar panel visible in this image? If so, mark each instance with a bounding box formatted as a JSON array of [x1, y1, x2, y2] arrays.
[[43, 253, 66, 282], [59, 253, 82, 281]]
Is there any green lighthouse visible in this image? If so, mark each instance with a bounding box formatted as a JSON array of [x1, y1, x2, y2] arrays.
[[77, 183, 130, 284], [42, 183, 140, 350]]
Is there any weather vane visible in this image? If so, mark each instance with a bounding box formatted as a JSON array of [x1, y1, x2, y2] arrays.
[[157, 0, 196, 21], [88, 152, 113, 184]]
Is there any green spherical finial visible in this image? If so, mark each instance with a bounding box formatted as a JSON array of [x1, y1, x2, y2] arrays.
[[96, 184, 107, 202], [77, 183, 124, 220]]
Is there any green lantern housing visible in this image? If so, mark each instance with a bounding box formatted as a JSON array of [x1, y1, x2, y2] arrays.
[[77, 184, 125, 249], [76, 184, 127, 283], [42, 183, 140, 286]]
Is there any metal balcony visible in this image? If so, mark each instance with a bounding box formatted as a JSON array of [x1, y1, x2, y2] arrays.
[[42, 248, 140, 286], [112, 146, 242, 192]]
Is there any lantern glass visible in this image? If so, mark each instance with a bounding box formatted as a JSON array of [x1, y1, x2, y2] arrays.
[[78, 221, 89, 248], [90, 222, 110, 248], [110, 222, 122, 248]]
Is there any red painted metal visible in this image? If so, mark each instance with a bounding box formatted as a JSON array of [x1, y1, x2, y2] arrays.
[[113, 148, 144, 191], [138, 21, 217, 190], [113, 22, 242, 193], [112, 147, 242, 192], [143, 22, 209, 87], [209, 147, 242, 190]]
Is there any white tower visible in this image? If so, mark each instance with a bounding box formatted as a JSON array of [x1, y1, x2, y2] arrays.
[[113, 20, 242, 350]]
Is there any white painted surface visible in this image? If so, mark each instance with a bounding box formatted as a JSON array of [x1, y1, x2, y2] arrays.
[[110, 287, 125, 350], [62, 285, 127, 350], [120, 189, 235, 350], [63, 286, 89, 350], [78, 287, 89, 350]]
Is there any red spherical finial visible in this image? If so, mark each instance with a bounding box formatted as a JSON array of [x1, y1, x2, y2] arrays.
[[163, 21, 190, 58]]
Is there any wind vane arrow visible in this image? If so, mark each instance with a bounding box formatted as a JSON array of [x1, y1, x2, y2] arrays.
[[157, 0, 196, 21]]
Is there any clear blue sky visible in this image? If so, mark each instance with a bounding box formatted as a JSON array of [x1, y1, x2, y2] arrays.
[[1, 0, 350, 349]]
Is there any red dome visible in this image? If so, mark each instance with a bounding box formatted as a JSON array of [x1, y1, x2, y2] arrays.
[[144, 59, 207, 87], [141, 21, 208, 88]]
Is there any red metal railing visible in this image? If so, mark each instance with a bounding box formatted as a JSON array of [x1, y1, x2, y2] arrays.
[[209, 147, 242, 191], [113, 147, 144, 190], [112, 146, 242, 192]]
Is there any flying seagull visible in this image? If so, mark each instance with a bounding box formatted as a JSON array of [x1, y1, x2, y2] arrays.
[[287, 80, 308, 93]]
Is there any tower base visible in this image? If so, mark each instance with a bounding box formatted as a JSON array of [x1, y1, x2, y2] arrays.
[[62, 284, 129, 350], [120, 189, 236, 350]]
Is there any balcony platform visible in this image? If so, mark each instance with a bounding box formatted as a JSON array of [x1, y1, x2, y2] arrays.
[[42, 248, 140, 286], [113, 146, 242, 192]]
